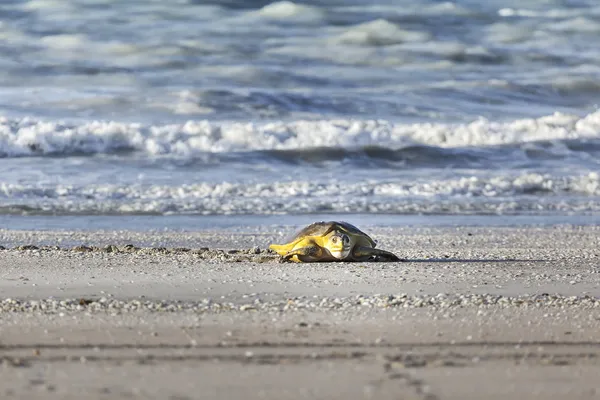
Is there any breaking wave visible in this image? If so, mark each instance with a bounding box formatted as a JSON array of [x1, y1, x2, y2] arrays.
[[1, 111, 600, 167], [1, 172, 598, 216]]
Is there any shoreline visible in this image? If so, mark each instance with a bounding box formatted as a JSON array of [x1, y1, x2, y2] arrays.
[[1, 213, 600, 234]]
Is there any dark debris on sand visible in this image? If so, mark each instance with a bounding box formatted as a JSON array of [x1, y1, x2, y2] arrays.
[[2, 244, 402, 263]]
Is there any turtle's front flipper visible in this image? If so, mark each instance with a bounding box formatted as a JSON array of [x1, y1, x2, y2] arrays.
[[269, 242, 294, 256], [284, 245, 323, 263], [353, 246, 403, 262]]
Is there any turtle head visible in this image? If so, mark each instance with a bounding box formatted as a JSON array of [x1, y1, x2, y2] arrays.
[[326, 232, 352, 260]]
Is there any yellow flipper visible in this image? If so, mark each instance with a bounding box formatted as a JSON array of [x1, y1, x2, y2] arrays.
[[269, 242, 295, 256], [269, 236, 307, 256], [270, 236, 325, 261]]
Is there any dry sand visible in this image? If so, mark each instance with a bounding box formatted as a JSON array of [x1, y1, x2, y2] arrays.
[[0, 224, 599, 399]]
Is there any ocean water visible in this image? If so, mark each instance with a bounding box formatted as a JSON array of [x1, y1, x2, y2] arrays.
[[1, 0, 600, 229]]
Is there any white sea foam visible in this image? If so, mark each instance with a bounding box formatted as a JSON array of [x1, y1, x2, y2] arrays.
[[254, 1, 324, 23], [337, 2, 474, 17], [1, 172, 598, 215], [22, 0, 74, 11], [39, 34, 88, 50], [547, 17, 600, 33], [485, 22, 533, 44], [498, 7, 595, 19], [333, 19, 430, 46], [1, 111, 600, 158]]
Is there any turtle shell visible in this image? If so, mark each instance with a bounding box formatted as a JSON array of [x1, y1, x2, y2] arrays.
[[289, 221, 376, 247]]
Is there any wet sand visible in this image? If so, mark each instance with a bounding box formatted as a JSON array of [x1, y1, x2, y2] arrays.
[[0, 225, 599, 399]]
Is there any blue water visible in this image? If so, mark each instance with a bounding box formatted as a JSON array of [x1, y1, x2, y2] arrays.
[[1, 0, 600, 228], [2, 214, 598, 232]]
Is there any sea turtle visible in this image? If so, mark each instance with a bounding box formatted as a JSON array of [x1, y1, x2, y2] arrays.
[[269, 221, 400, 262]]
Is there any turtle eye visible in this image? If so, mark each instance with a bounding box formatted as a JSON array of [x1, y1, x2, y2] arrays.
[[331, 236, 338, 243]]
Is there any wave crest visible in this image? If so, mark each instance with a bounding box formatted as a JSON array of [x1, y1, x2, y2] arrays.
[[1, 111, 600, 158]]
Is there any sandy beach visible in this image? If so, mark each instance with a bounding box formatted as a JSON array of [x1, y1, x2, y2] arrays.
[[3, 0, 600, 399], [1, 224, 600, 399]]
